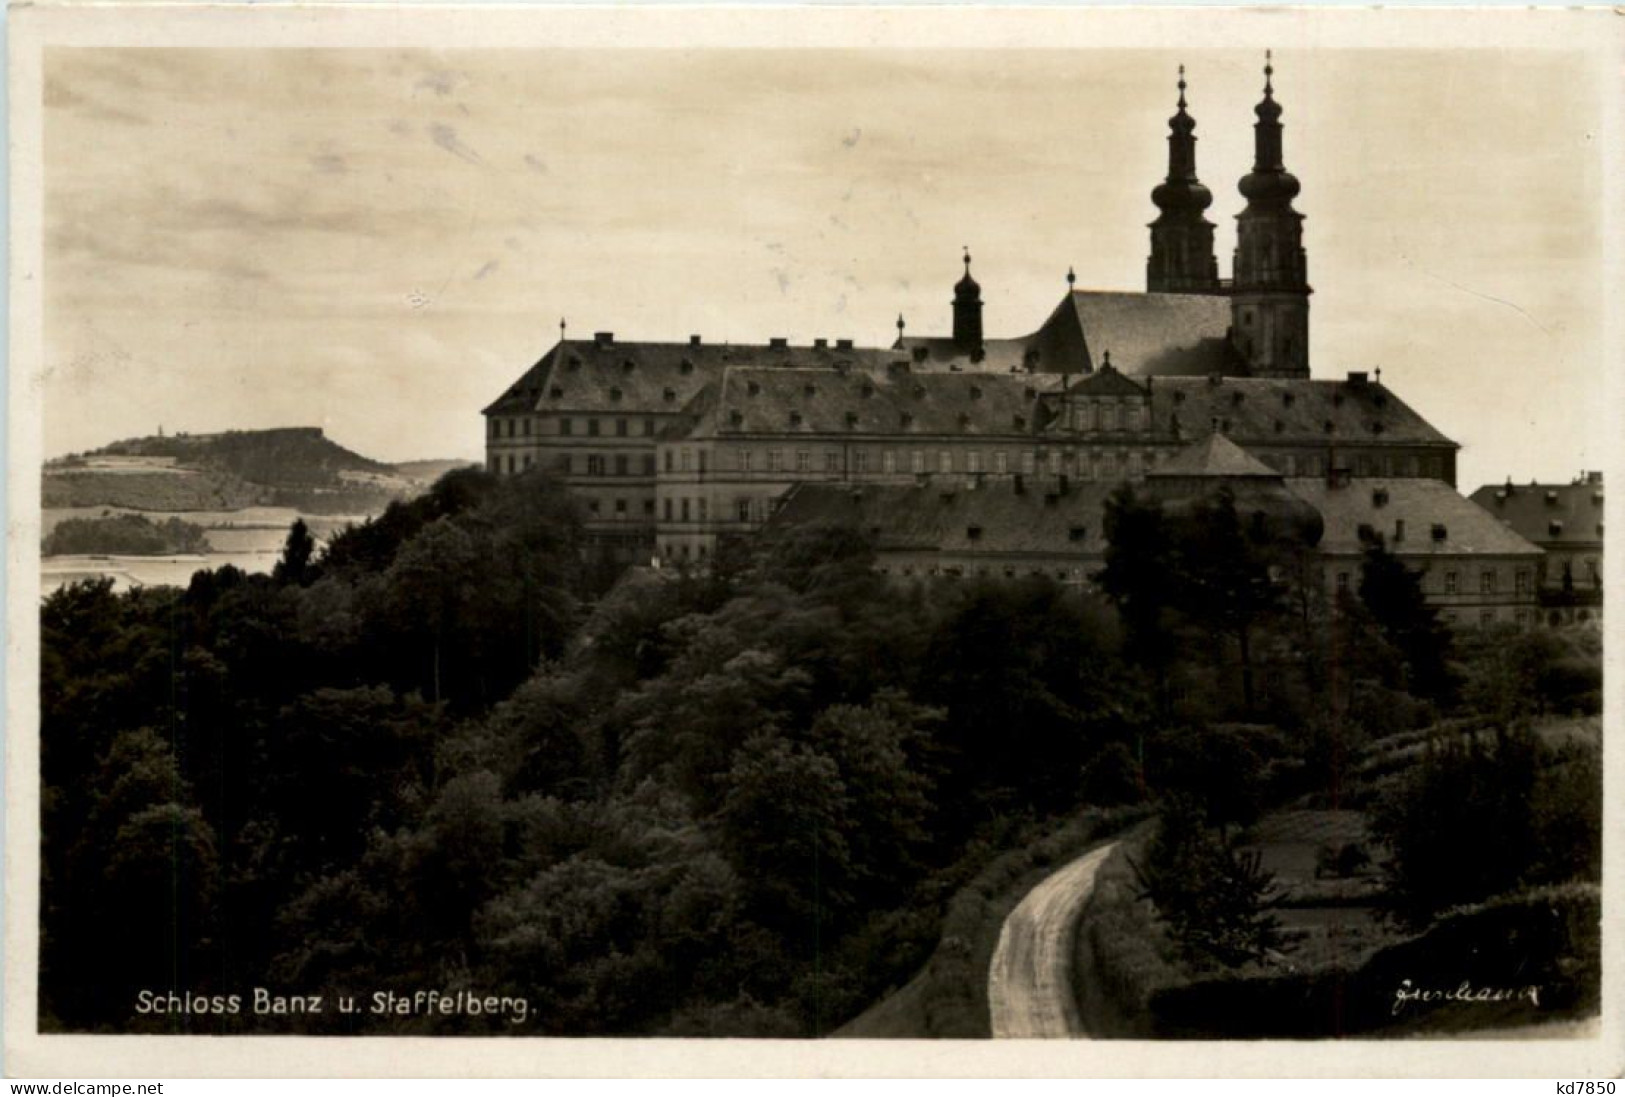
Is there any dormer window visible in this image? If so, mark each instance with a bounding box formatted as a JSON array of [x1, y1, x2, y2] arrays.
[[679, 359, 695, 375], [550, 386, 564, 399], [861, 383, 875, 398], [1174, 391, 1186, 405], [1324, 420, 1335, 434], [845, 411, 859, 428], [1023, 387, 1037, 401], [900, 412, 914, 428], [609, 387, 623, 402], [663, 388, 677, 403], [959, 413, 972, 428], [913, 384, 926, 399], [567, 356, 583, 371], [1549, 519, 1565, 536], [789, 411, 803, 427], [1231, 391, 1244, 407], [966, 525, 983, 542], [1332, 393, 1345, 407], [729, 409, 743, 426], [804, 382, 818, 397], [970, 385, 983, 400], [1282, 392, 1295, 407], [1068, 526, 1086, 543], [747, 381, 761, 396], [1431, 523, 1447, 542], [622, 359, 636, 374], [1274, 420, 1285, 434], [1372, 488, 1389, 508], [1371, 422, 1385, 435], [1013, 414, 1026, 430]]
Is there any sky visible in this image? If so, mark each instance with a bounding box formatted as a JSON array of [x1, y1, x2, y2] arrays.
[[42, 46, 1608, 490]]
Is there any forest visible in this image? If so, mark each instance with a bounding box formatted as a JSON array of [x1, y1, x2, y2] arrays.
[[38, 468, 1602, 1036]]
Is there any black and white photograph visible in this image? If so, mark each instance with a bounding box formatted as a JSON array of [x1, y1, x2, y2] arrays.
[[5, 4, 1621, 1079]]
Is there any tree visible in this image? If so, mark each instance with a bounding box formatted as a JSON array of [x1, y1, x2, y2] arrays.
[[273, 518, 317, 586], [1099, 486, 1178, 700], [1357, 536, 1453, 700]]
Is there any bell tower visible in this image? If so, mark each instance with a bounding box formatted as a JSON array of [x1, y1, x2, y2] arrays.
[[1231, 52, 1311, 378], [952, 247, 984, 352], [1147, 66, 1221, 294]]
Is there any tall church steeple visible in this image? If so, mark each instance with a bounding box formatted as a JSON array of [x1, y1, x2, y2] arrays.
[[952, 247, 984, 352], [1147, 66, 1221, 295], [1231, 52, 1311, 378]]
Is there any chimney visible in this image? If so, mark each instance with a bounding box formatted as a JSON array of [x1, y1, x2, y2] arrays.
[[814, 338, 828, 349], [594, 331, 614, 347], [769, 337, 789, 350], [689, 334, 702, 346], [1347, 371, 1369, 386], [836, 338, 854, 350]]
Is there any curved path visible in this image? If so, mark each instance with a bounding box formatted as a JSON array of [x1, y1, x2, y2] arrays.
[[987, 841, 1118, 1038]]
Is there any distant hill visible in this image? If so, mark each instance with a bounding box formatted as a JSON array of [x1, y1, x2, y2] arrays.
[[392, 458, 482, 483], [44, 428, 451, 514]]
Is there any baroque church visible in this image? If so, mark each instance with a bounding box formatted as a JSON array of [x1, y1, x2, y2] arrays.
[[483, 59, 1543, 627]]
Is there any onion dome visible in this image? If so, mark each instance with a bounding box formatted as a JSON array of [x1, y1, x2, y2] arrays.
[[1151, 65, 1214, 216], [954, 247, 980, 300], [1238, 51, 1301, 208]]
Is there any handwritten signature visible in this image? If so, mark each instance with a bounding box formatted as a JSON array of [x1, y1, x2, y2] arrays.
[[1391, 978, 1541, 1016]]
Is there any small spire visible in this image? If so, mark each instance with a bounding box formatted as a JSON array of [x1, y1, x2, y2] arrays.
[[559, 317, 567, 340], [1177, 64, 1187, 110], [896, 313, 906, 335], [1066, 266, 1076, 288], [1263, 49, 1274, 98], [1102, 350, 1113, 370], [963, 245, 972, 273], [1374, 366, 1382, 384]]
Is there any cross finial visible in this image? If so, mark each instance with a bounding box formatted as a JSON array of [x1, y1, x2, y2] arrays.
[[560, 317, 567, 340], [1264, 50, 1274, 96], [1177, 64, 1187, 110], [1102, 349, 1112, 370], [963, 245, 972, 272], [896, 313, 906, 334], [1066, 266, 1076, 288], [1374, 366, 1382, 384]]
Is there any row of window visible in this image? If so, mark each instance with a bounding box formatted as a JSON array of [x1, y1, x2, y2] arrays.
[[706, 446, 1173, 478], [489, 416, 662, 440], [1329, 567, 1534, 596]]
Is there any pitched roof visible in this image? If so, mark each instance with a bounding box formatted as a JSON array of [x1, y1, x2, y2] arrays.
[[482, 337, 906, 416], [768, 480, 1116, 558], [682, 365, 1063, 440], [1065, 363, 1149, 397], [1149, 432, 1283, 479], [1147, 375, 1455, 448], [1467, 477, 1604, 547], [897, 289, 1236, 376], [1287, 478, 1543, 558]]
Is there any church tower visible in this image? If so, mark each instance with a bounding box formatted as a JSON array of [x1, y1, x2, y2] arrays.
[[952, 248, 984, 353], [1231, 52, 1310, 378], [1147, 66, 1221, 294]]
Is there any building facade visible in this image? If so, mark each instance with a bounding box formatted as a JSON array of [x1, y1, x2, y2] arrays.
[[1469, 473, 1604, 626]]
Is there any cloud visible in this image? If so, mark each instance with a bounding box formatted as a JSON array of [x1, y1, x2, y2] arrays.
[[428, 123, 482, 165]]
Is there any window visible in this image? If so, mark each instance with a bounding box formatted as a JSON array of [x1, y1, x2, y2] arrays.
[[587, 498, 600, 515], [968, 451, 982, 474], [615, 498, 627, 516], [939, 451, 953, 474], [643, 455, 656, 476], [911, 451, 925, 475], [1103, 405, 1117, 431], [1048, 451, 1062, 475], [587, 455, 606, 476], [663, 498, 672, 521], [507, 419, 516, 439], [616, 418, 628, 437], [1481, 610, 1495, 626], [1100, 453, 1116, 480], [696, 450, 706, 474], [1481, 570, 1497, 595], [1445, 570, 1458, 594], [883, 451, 897, 474], [523, 418, 533, 436], [680, 449, 692, 473], [698, 498, 708, 522], [588, 419, 601, 437], [796, 450, 811, 473], [767, 450, 783, 473], [506, 454, 516, 474], [1516, 569, 1530, 594], [523, 455, 533, 469], [739, 450, 753, 473], [681, 498, 691, 522], [994, 451, 1008, 475], [643, 499, 655, 517], [854, 451, 868, 474], [615, 455, 629, 476], [824, 451, 840, 474], [1336, 571, 1350, 593], [643, 419, 656, 437], [557, 454, 572, 474], [1022, 452, 1037, 477], [490, 420, 499, 440], [737, 498, 751, 523]]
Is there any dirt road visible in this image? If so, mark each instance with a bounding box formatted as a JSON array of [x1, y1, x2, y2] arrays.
[[986, 841, 1118, 1038]]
